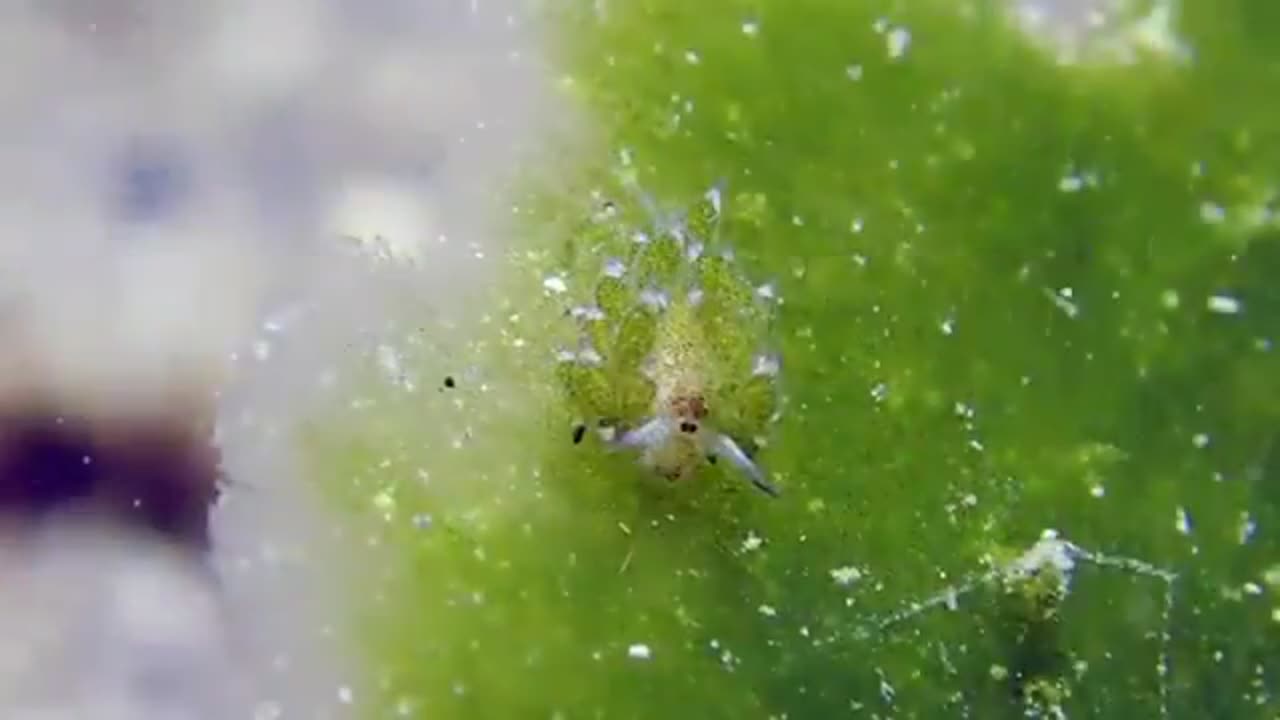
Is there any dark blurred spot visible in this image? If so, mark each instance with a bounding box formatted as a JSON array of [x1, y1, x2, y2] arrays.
[[571, 424, 586, 445], [443, 376, 456, 389], [115, 139, 189, 222], [679, 421, 698, 434], [0, 407, 223, 552]]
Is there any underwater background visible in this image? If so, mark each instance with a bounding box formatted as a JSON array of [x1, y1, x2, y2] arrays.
[[300, 0, 1280, 718]]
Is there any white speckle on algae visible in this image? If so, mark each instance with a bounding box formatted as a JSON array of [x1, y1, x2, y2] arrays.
[[830, 566, 863, 587], [1175, 506, 1192, 535], [1206, 294, 1242, 314], [886, 27, 912, 60], [627, 643, 652, 660], [542, 274, 568, 294]]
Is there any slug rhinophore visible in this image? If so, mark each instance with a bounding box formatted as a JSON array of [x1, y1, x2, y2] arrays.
[[551, 180, 783, 497]]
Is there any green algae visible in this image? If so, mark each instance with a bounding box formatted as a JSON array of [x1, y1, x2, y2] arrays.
[[302, 1, 1280, 717]]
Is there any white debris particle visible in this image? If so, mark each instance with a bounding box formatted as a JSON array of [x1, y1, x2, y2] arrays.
[[1200, 202, 1226, 224], [1244, 581, 1263, 596], [758, 604, 778, 617], [830, 565, 863, 587], [870, 382, 889, 403], [338, 686, 354, 704], [1175, 506, 1192, 535], [1058, 174, 1084, 192], [1090, 484, 1106, 498], [1044, 286, 1080, 318], [846, 64, 864, 81], [684, 50, 700, 65], [1161, 289, 1180, 309], [543, 274, 568, 294], [742, 532, 764, 552], [886, 27, 912, 59], [1192, 433, 1210, 449], [851, 216, 865, 233], [961, 493, 978, 507], [627, 643, 652, 660], [1207, 294, 1242, 314], [940, 316, 955, 335], [756, 282, 777, 301], [741, 19, 759, 36]]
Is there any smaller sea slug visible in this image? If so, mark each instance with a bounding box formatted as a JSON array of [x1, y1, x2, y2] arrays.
[[552, 181, 783, 497]]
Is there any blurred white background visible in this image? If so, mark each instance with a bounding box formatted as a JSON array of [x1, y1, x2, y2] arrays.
[[0, 1, 560, 717]]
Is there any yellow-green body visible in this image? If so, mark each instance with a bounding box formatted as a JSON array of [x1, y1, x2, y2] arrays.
[[552, 182, 782, 496]]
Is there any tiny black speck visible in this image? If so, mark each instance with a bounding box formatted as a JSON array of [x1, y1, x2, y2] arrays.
[[443, 376, 456, 389], [572, 424, 587, 444]]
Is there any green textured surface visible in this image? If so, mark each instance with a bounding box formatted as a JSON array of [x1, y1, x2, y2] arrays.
[[304, 1, 1280, 717]]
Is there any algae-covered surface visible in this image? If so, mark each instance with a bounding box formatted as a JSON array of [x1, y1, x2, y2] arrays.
[[304, 1, 1280, 717]]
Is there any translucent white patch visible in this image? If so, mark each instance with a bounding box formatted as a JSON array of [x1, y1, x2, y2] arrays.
[[555, 349, 577, 363], [752, 353, 781, 377], [1175, 506, 1191, 535], [627, 643, 652, 660], [1206, 294, 1242, 315], [686, 242, 704, 262], [639, 287, 670, 311], [542, 274, 568, 294], [570, 305, 606, 321], [687, 288, 705, 306], [603, 258, 627, 278], [1044, 286, 1080, 318], [704, 185, 723, 215], [1200, 202, 1226, 224], [886, 27, 912, 60], [631, 231, 651, 245], [639, 355, 658, 380], [830, 565, 864, 587], [756, 282, 777, 301], [577, 346, 604, 366]]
